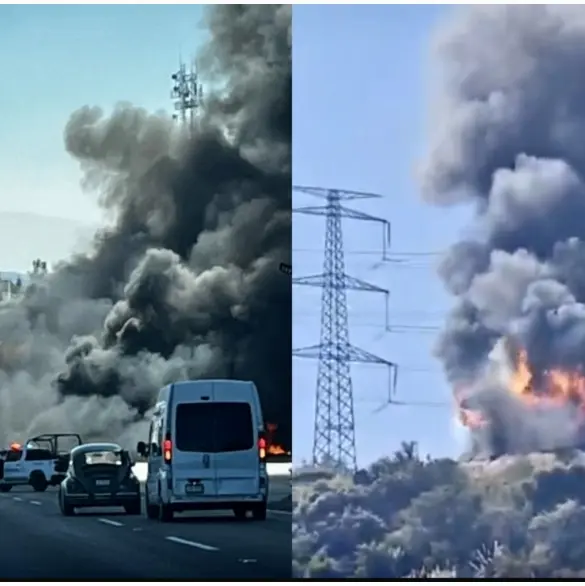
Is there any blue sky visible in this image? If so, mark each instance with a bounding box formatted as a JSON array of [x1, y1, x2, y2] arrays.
[[0, 5, 205, 224], [293, 5, 473, 466]]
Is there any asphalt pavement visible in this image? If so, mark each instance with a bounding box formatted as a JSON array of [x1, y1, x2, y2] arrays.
[[0, 484, 292, 580]]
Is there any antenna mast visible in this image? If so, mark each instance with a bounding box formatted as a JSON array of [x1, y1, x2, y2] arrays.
[[171, 57, 203, 136]]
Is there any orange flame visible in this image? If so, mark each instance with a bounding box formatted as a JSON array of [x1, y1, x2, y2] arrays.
[[458, 345, 585, 429], [264, 422, 291, 457], [455, 387, 487, 429], [459, 406, 488, 429], [267, 444, 288, 456], [510, 349, 585, 410]]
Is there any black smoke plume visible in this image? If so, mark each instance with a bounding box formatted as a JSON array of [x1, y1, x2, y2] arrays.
[[420, 5, 585, 455], [0, 5, 291, 448]]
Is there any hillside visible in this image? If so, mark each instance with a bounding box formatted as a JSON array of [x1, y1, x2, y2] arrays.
[[292, 444, 585, 579]]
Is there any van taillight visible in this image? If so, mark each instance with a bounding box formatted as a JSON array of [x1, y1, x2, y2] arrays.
[[163, 437, 172, 463], [258, 435, 267, 461]]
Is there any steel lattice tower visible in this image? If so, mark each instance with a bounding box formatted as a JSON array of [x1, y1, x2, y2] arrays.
[[293, 186, 398, 472]]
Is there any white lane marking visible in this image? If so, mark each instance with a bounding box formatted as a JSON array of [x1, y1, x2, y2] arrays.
[[165, 536, 219, 552], [13, 496, 22, 502], [30, 500, 42, 506], [268, 509, 292, 516], [98, 518, 124, 527]]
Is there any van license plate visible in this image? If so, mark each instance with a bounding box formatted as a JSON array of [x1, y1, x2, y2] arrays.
[[186, 483, 204, 495], [96, 480, 109, 486]]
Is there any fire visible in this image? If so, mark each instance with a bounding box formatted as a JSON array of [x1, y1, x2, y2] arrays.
[[509, 349, 585, 411], [267, 444, 288, 456], [454, 387, 487, 429], [458, 344, 585, 430], [265, 422, 291, 457], [459, 406, 487, 429]]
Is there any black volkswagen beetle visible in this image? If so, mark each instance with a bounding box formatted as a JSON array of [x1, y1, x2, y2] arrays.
[[58, 442, 141, 516]]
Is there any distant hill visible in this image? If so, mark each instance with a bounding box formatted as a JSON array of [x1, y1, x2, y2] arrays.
[[0, 212, 98, 273], [0, 271, 25, 284]]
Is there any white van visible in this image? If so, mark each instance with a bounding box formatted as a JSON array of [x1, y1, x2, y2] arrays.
[[137, 379, 269, 522]]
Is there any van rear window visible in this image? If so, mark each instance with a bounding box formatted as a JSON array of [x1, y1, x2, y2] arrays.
[[175, 402, 254, 453]]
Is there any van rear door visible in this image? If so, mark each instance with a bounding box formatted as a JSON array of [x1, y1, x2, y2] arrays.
[[213, 401, 259, 498], [173, 401, 219, 497]]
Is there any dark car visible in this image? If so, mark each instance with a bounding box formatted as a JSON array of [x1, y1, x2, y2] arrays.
[[58, 442, 141, 516]]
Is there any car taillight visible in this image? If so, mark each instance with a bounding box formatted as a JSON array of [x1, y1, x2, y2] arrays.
[[258, 434, 267, 461], [163, 437, 172, 463]]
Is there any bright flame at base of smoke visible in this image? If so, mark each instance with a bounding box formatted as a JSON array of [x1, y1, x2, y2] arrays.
[[457, 339, 585, 435]]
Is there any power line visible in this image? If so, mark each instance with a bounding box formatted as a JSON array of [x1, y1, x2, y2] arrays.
[[294, 248, 439, 270], [295, 311, 441, 334], [292, 185, 397, 472], [293, 192, 454, 457], [296, 360, 442, 375], [294, 247, 441, 258], [295, 309, 444, 321], [295, 321, 440, 334], [370, 399, 451, 414]]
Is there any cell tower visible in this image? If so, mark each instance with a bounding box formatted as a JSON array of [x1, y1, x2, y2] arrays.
[[293, 186, 398, 472], [170, 58, 203, 136]]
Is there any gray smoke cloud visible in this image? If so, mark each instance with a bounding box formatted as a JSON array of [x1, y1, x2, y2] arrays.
[[420, 5, 585, 455], [0, 5, 291, 449]]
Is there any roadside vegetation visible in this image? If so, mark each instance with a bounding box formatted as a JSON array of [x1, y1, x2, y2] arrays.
[[293, 442, 585, 578]]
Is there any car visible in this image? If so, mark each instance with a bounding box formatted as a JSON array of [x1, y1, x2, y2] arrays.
[[137, 379, 269, 522], [58, 442, 141, 516], [0, 434, 82, 492]]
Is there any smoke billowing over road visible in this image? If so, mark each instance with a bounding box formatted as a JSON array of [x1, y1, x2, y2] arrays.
[[420, 5, 585, 456], [0, 5, 291, 448]]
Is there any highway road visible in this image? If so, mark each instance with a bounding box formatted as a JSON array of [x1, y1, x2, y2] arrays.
[[0, 470, 292, 580]]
